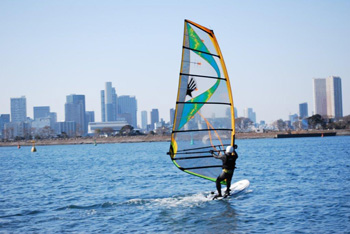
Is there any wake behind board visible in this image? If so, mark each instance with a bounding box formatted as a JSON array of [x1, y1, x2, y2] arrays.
[[210, 179, 250, 200]]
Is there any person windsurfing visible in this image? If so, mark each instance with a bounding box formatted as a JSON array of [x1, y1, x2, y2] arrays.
[[211, 145, 238, 199]]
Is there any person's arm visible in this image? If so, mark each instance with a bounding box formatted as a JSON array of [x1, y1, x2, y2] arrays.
[[233, 150, 238, 159], [211, 150, 224, 159]]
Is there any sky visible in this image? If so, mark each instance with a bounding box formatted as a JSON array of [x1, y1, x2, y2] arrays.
[[0, 0, 349, 124]]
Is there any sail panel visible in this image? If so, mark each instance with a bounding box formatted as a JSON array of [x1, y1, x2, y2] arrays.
[[170, 20, 235, 183], [182, 47, 226, 80]]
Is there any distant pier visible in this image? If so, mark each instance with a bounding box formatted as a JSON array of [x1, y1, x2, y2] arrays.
[[275, 132, 336, 138]]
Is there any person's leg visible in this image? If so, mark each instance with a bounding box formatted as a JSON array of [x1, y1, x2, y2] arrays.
[[224, 172, 234, 196], [216, 171, 225, 196]]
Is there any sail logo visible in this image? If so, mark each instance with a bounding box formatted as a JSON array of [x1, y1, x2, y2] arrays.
[[186, 77, 197, 97]]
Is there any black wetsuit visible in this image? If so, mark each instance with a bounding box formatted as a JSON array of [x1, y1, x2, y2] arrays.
[[213, 150, 238, 196]]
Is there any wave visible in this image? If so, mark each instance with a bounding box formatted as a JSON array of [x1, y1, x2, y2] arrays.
[[55, 201, 117, 211], [0, 210, 44, 218]]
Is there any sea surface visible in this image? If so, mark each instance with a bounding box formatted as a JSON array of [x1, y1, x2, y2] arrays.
[[1, 136, 350, 233]]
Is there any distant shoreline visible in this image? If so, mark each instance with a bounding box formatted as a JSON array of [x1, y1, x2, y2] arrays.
[[1, 129, 349, 147]]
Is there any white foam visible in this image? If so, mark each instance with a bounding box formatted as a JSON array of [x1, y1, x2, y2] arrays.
[[153, 193, 211, 208], [127, 192, 212, 208]]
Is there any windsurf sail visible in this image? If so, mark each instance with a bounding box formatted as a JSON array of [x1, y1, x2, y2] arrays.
[[168, 20, 236, 183]]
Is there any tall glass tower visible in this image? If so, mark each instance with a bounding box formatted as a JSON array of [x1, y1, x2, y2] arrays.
[[326, 76, 343, 119], [313, 78, 327, 116], [141, 110, 148, 130], [299, 102, 308, 119], [10, 96, 27, 123], [151, 109, 159, 130], [313, 76, 343, 119], [118, 95, 137, 128], [101, 82, 118, 122], [34, 106, 50, 120], [65, 94, 86, 136]]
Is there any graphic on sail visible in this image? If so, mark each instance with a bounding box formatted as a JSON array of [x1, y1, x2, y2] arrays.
[[168, 20, 236, 183]]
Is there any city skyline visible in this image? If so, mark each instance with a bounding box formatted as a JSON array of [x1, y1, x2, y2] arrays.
[[0, 1, 349, 123], [1, 77, 345, 128]]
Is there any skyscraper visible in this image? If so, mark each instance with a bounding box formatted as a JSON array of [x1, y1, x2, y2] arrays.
[[101, 82, 118, 122], [118, 95, 137, 128], [313, 78, 327, 116], [313, 76, 343, 118], [244, 107, 256, 123], [10, 96, 27, 123], [85, 111, 94, 135], [299, 102, 308, 119], [65, 94, 86, 136], [141, 110, 148, 130], [326, 76, 343, 119], [150, 109, 159, 130], [170, 108, 175, 125], [49, 112, 57, 129], [86, 111, 95, 125], [0, 114, 10, 137], [34, 106, 50, 120], [289, 113, 298, 124], [101, 90, 105, 122]]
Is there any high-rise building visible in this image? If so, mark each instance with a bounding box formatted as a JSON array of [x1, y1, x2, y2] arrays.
[[170, 108, 175, 125], [106, 82, 117, 122], [313, 76, 343, 118], [326, 76, 343, 119], [101, 82, 118, 122], [10, 96, 27, 123], [86, 111, 95, 125], [244, 107, 256, 123], [118, 95, 137, 128], [234, 107, 238, 118], [141, 110, 148, 130], [150, 109, 159, 130], [299, 103, 308, 119], [49, 112, 57, 129], [65, 94, 86, 136], [0, 114, 10, 137], [289, 113, 298, 124], [34, 106, 50, 120], [101, 90, 105, 122], [313, 78, 327, 116]]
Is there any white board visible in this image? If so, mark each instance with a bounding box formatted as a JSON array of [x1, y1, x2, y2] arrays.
[[209, 179, 250, 200]]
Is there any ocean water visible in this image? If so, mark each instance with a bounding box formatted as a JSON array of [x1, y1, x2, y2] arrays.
[[1, 136, 350, 233]]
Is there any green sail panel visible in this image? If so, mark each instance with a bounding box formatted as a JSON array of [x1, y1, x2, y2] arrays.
[[187, 22, 221, 78]]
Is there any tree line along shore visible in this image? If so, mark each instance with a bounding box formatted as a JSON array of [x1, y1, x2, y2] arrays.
[[1, 130, 349, 147]]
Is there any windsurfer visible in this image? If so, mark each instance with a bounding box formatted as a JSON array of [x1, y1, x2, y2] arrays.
[[211, 145, 238, 199]]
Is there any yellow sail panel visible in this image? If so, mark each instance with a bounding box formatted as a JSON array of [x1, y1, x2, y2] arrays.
[[169, 20, 235, 182]]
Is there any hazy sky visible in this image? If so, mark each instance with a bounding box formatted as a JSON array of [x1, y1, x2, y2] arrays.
[[1, 0, 349, 124]]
